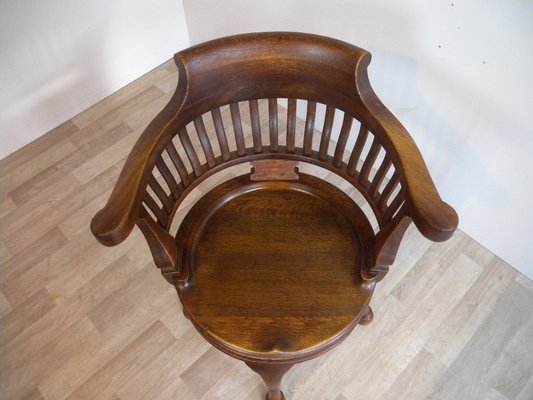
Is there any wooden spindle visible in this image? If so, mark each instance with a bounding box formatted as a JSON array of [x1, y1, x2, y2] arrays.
[[369, 156, 392, 199], [148, 174, 173, 212], [347, 125, 369, 176], [287, 98, 297, 153], [359, 137, 381, 184], [268, 98, 279, 152], [193, 116, 216, 168], [303, 101, 316, 156], [211, 108, 230, 161], [333, 113, 353, 167], [143, 193, 167, 226], [166, 143, 191, 187], [230, 103, 246, 156], [382, 191, 405, 223], [249, 99, 263, 153], [319, 105, 335, 161], [377, 172, 399, 212], [156, 159, 181, 199], [179, 128, 203, 177]]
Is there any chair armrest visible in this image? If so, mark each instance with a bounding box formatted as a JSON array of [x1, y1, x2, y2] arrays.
[[356, 56, 458, 242], [90, 81, 187, 246], [381, 117, 458, 242]]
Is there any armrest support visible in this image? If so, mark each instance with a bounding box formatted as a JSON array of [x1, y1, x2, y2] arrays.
[[136, 209, 185, 285]]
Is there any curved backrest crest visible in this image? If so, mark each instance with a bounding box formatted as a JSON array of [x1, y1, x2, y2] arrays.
[[175, 32, 371, 118]]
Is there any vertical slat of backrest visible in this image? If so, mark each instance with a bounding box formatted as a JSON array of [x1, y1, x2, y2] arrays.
[[268, 98, 279, 152], [143, 192, 168, 226], [249, 100, 263, 153], [369, 156, 392, 199], [318, 105, 335, 161], [141, 204, 158, 226], [333, 113, 353, 167], [166, 142, 191, 187], [193, 116, 216, 168], [359, 137, 381, 184], [148, 101, 417, 239], [179, 128, 203, 177], [377, 171, 400, 211], [382, 190, 405, 222], [347, 125, 369, 175], [155, 159, 181, 199], [303, 101, 317, 156], [211, 108, 231, 161], [148, 174, 173, 212], [230, 103, 246, 156], [286, 99, 297, 153]]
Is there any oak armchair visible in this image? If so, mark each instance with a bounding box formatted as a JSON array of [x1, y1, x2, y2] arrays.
[[91, 32, 458, 400]]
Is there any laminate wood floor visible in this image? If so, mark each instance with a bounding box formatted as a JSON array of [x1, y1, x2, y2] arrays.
[[1, 60, 532, 400]]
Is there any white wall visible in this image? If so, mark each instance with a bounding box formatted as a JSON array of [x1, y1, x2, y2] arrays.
[[183, 0, 533, 279], [0, 0, 189, 159]]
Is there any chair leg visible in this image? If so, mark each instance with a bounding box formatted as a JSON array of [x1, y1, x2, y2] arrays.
[[245, 361, 293, 400], [358, 305, 374, 325]]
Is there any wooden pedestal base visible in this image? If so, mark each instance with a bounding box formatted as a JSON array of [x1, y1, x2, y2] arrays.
[[246, 362, 294, 400]]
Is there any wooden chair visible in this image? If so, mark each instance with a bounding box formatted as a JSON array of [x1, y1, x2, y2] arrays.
[[91, 32, 458, 400]]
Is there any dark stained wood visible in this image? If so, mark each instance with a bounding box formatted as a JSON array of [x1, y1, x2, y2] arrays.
[[155, 159, 180, 198], [178, 127, 203, 177], [193, 116, 216, 168], [359, 137, 381, 184], [211, 108, 231, 161], [383, 190, 405, 223], [319, 105, 335, 161], [333, 113, 353, 167], [250, 160, 299, 181], [230, 102, 246, 156], [249, 99, 263, 153], [286, 98, 297, 153], [90, 32, 459, 399], [358, 305, 374, 326], [246, 362, 293, 400], [369, 155, 392, 199], [268, 98, 279, 152], [347, 124, 369, 176], [176, 174, 375, 364], [136, 208, 181, 285], [91, 33, 458, 247], [377, 171, 399, 212], [147, 174, 172, 212], [165, 142, 191, 186], [303, 101, 316, 156], [370, 213, 413, 281], [142, 192, 167, 226]]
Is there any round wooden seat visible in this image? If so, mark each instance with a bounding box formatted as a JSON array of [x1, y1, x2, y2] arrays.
[[176, 173, 376, 363]]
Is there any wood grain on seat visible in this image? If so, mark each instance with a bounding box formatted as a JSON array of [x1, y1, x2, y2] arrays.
[[177, 173, 375, 364]]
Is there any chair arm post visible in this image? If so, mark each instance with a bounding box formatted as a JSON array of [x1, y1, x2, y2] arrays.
[[136, 209, 187, 285], [367, 212, 412, 282]]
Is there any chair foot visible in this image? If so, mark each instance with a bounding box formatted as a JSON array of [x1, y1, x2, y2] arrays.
[[358, 305, 374, 325], [266, 391, 286, 400], [246, 362, 293, 400]]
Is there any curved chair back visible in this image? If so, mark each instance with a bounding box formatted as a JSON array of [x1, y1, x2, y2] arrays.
[[91, 32, 458, 284]]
